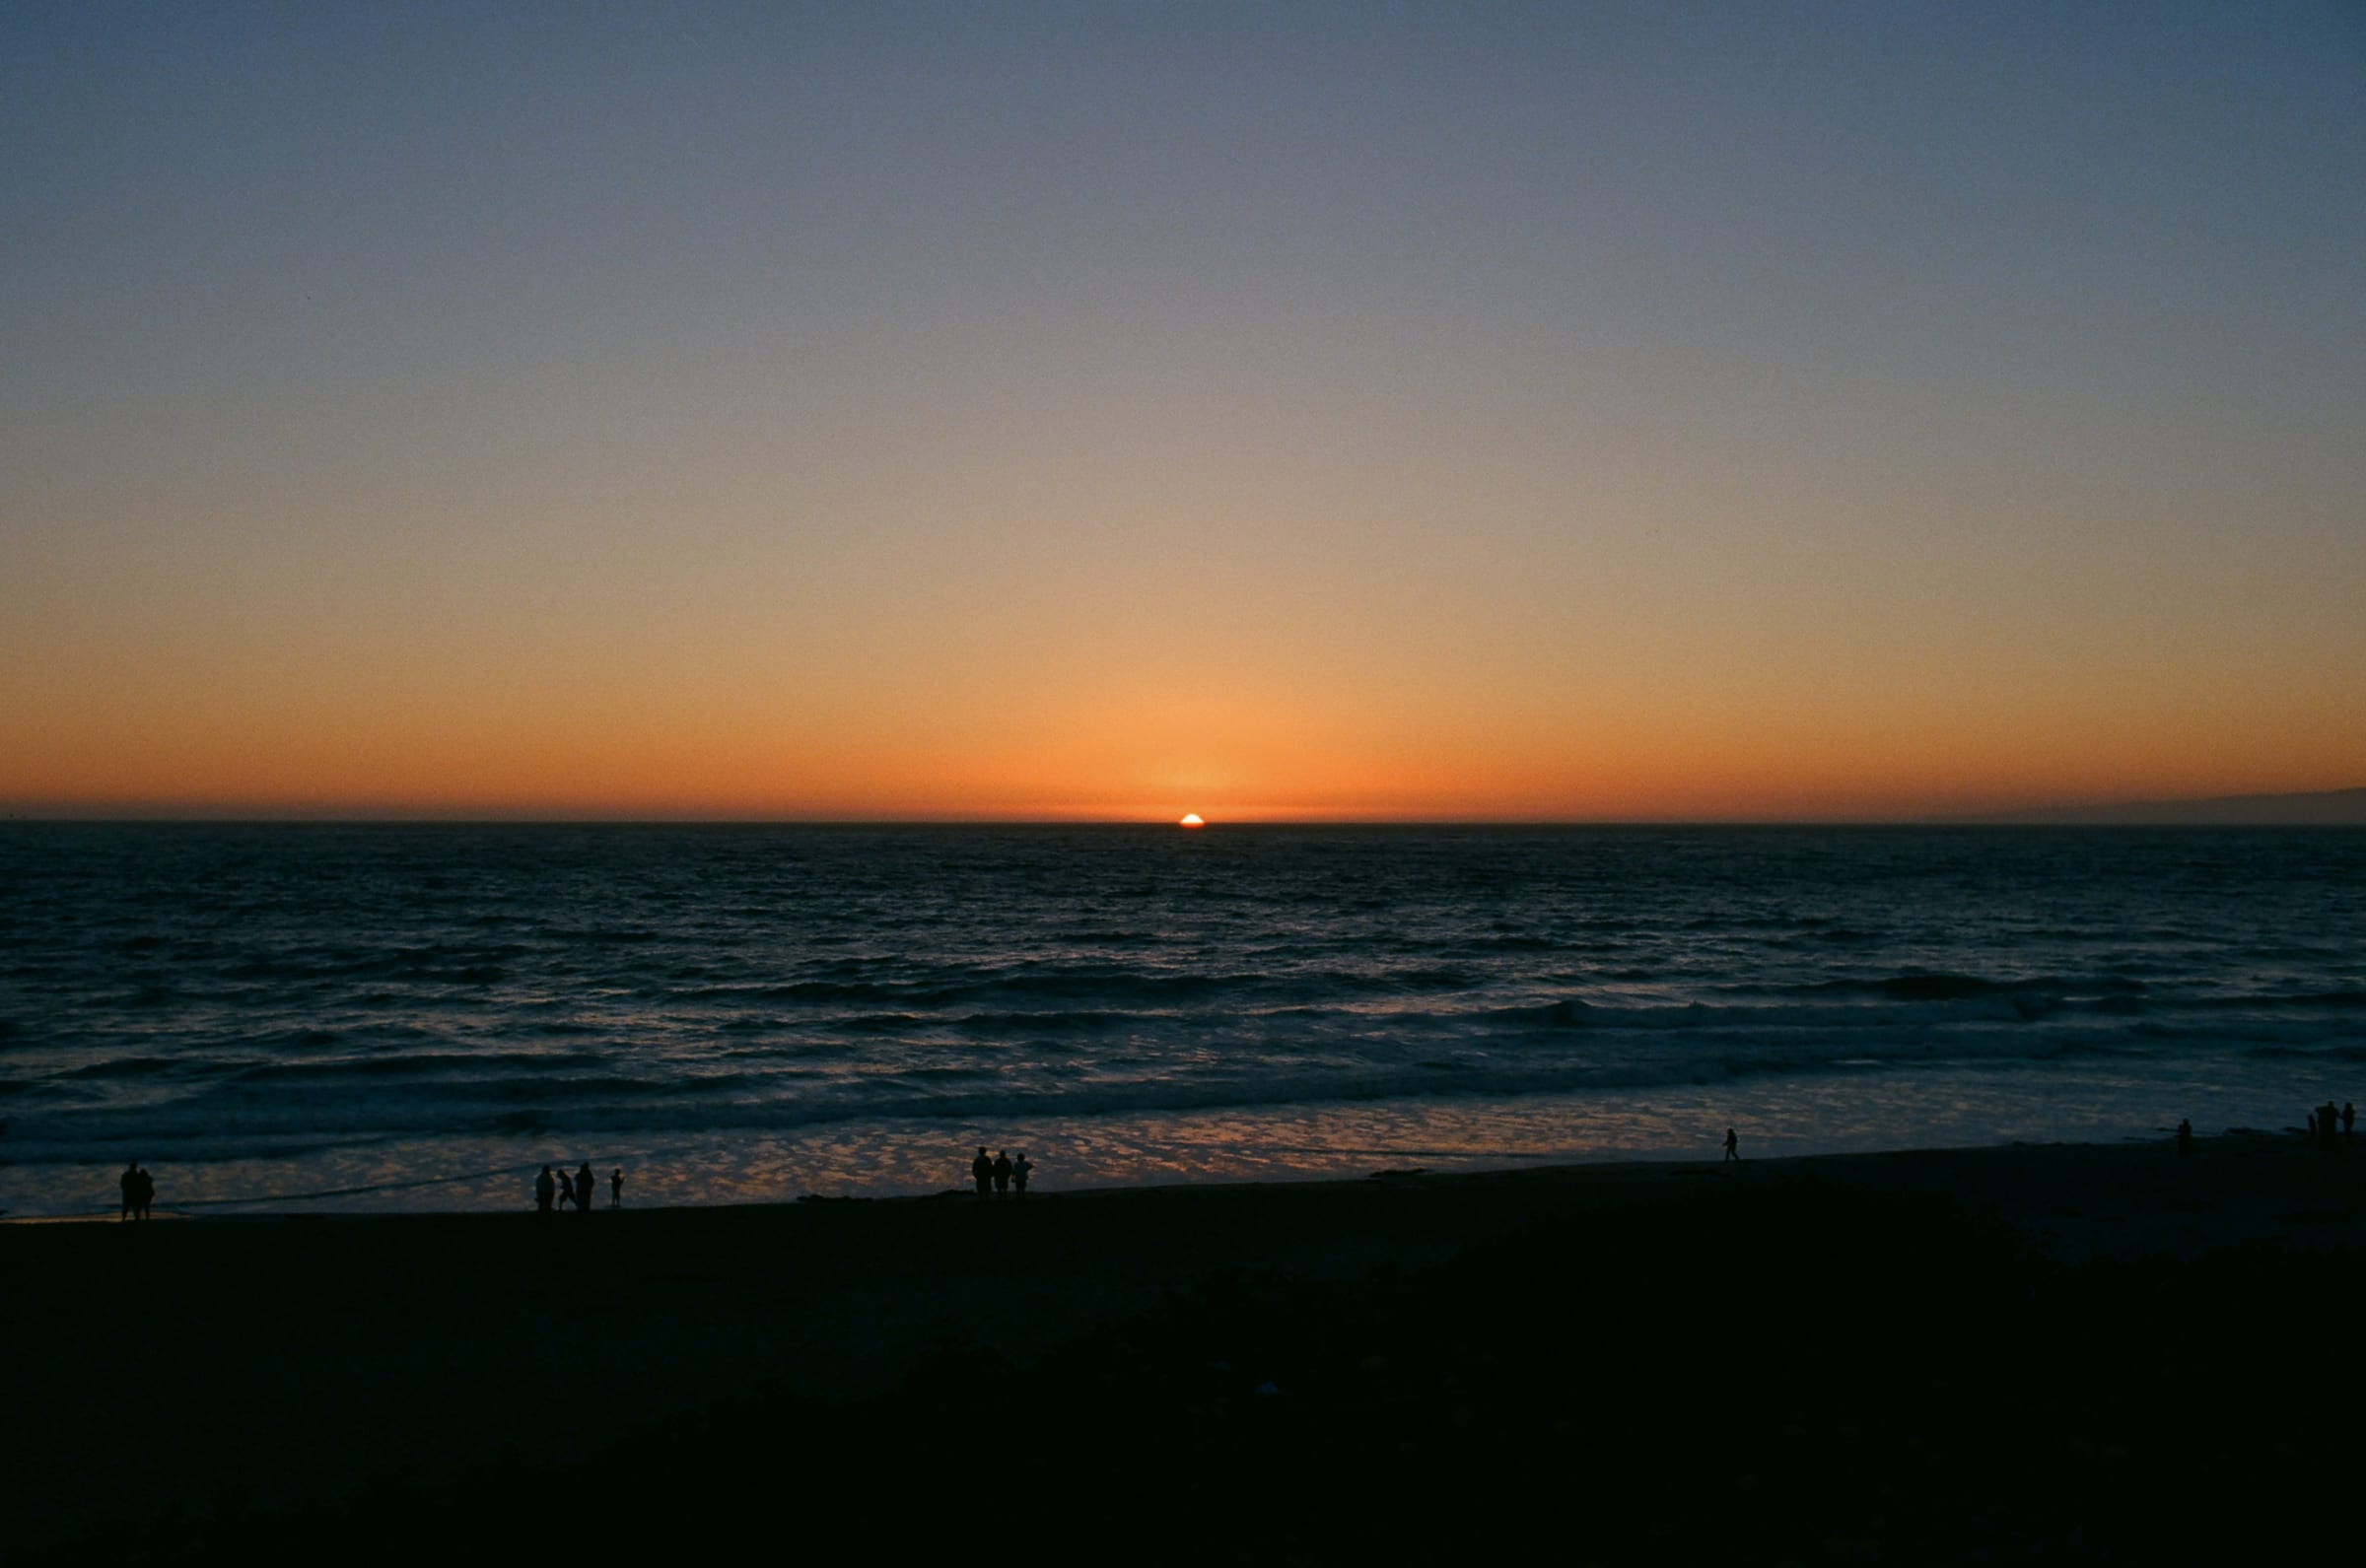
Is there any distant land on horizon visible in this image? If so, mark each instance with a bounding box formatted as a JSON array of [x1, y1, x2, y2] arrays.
[[1953, 786, 2366, 827]]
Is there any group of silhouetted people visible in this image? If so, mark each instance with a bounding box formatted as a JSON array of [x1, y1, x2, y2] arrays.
[[2304, 1101, 2355, 1151], [971, 1146, 1032, 1197], [2174, 1103, 2357, 1158], [535, 1161, 622, 1215], [118, 1160, 155, 1221]]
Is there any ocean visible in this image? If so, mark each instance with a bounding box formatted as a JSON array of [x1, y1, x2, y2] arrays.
[[1, 824, 2360, 1217]]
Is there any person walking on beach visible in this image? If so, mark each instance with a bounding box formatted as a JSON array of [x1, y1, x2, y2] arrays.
[[131, 1164, 154, 1220], [611, 1167, 624, 1209], [536, 1164, 557, 1216], [1012, 1151, 1032, 1197], [1723, 1127, 1739, 1163], [993, 1150, 1013, 1196], [577, 1163, 597, 1215], [120, 1160, 141, 1222], [972, 1147, 994, 1196], [2345, 1103, 2356, 1138], [557, 1167, 577, 1210]]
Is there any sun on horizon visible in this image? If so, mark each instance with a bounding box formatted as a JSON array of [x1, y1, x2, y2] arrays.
[[1179, 813, 1206, 828]]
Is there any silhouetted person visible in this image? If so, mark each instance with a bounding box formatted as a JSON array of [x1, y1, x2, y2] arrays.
[[1012, 1151, 1032, 1196], [2177, 1119, 2193, 1158], [133, 1164, 154, 1220], [972, 1147, 993, 1196], [577, 1163, 596, 1214], [2345, 1103, 2356, 1137], [611, 1167, 623, 1209], [120, 1161, 140, 1222], [993, 1150, 1012, 1195], [536, 1165, 557, 1215], [1722, 1127, 1739, 1163], [557, 1167, 576, 1210]]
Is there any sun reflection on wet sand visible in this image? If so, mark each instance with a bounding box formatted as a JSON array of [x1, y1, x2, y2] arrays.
[[0, 1061, 2293, 1218]]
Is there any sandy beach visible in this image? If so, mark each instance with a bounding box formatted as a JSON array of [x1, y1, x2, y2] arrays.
[[9, 1132, 2365, 1561]]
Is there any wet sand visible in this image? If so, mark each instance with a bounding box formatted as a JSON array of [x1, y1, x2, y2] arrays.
[[6, 1132, 2361, 1554]]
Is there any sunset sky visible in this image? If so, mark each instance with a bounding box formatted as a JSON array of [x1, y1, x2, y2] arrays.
[[4, 3, 2362, 821]]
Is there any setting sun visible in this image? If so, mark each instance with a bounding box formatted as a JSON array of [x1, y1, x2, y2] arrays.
[[1179, 814, 1205, 828]]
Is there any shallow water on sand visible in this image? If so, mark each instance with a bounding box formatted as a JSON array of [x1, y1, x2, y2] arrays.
[[2, 824, 2359, 1214]]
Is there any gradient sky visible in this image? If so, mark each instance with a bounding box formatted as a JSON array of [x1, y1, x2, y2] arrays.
[[4, 2, 2362, 820]]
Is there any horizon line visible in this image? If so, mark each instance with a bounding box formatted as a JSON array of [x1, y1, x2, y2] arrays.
[[6, 786, 2360, 830], [7, 814, 2362, 830]]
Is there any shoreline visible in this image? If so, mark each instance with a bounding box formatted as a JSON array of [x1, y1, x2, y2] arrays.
[[9, 1132, 2365, 1555], [0, 1118, 2324, 1226], [1, 1067, 2316, 1221]]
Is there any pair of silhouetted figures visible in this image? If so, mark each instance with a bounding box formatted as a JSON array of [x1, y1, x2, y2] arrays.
[[535, 1162, 622, 1215], [2304, 1101, 2355, 1151], [971, 1146, 1032, 1197], [118, 1161, 155, 1221]]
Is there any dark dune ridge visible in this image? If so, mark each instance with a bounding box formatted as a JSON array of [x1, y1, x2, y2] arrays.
[[9, 1135, 2366, 1563]]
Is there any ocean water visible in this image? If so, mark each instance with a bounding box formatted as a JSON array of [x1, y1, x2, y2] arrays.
[[1, 824, 2360, 1217]]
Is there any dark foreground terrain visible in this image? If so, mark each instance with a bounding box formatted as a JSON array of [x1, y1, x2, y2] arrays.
[[28, 1173, 2364, 1565]]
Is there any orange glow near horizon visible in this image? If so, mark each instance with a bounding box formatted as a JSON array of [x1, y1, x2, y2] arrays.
[[4, 665, 2361, 824], [8, 459, 2361, 823]]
